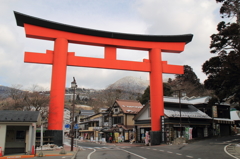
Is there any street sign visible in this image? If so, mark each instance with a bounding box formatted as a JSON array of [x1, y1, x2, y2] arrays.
[[65, 124, 70, 129], [74, 124, 79, 129]]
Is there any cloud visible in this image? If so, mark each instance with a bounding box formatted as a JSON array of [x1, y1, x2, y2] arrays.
[[135, 0, 222, 83], [0, 0, 223, 90]]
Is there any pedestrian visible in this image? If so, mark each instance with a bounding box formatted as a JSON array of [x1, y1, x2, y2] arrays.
[[130, 134, 135, 144], [130, 134, 133, 140], [109, 136, 112, 143], [145, 131, 149, 146]]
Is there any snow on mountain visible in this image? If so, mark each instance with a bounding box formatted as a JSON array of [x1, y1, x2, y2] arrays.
[[107, 76, 149, 93]]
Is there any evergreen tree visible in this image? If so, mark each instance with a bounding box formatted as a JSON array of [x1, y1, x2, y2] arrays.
[[139, 83, 173, 105], [170, 65, 208, 97], [202, 0, 240, 105], [139, 86, 150, 105]]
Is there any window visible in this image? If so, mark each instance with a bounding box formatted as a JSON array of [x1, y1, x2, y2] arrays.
[[104, 116, 109, 122], [114, 108, 119, 113], [16, 131, 25, 139], [113, 116, 123, 124]]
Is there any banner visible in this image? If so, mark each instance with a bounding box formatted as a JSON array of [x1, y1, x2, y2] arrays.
[[189, 128, 193, 140], [125, 132, 129, 140], [185, 127, 189, 139], [185, 127, 193, 140], [114, 132, 119, 142], [204, 126, 208, 137], [212, 106, 218, 118]]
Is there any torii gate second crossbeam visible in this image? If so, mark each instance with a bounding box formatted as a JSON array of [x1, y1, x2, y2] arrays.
[[14, 11, 193, 146]]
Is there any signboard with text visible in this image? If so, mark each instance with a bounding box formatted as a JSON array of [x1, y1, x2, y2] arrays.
[[212, 106, 218, 118]]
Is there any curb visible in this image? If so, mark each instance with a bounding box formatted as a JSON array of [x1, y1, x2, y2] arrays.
[[44, 154, 73, 157], [0, 155, 35, 159], [71, 150, 78, 159]]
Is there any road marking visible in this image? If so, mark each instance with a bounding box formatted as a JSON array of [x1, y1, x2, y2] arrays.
[[87, 148, 96, 159], [186, 155, 193, 158], [224, 144, 239, 159], [146, 148, 150, 149], [176, 153, 182, 155], [159, 150, 164, 152], [119, 148, 147, 159], [167, 151, 173, 153], [153, 149, 157, 150]]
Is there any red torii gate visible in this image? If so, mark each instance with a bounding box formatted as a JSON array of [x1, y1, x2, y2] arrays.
[[14, 11, 193, 145]]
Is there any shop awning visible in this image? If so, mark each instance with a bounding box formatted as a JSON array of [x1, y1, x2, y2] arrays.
[[214, 118, 234, 124]]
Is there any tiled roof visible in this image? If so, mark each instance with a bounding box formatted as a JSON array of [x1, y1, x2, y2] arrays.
[[134, 103, 211, 120], [164, 96, 229, 106], [0, 110, 40, 122], [80, 110, 95, 116], [164, 105, 211, 119], [116, 100, 143, 114]]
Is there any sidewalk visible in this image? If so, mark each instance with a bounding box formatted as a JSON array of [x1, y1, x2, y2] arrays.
[[0, 144, 78, 159], [35, 144, 78, 157]]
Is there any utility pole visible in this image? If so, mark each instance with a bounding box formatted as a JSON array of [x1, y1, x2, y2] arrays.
[[174, 89, 185, 138], [70, 77, 77, 151]]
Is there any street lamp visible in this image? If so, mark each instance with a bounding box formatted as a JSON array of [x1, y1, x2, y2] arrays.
[[174, 89, 186, 138], [70, 77, 77, 151]]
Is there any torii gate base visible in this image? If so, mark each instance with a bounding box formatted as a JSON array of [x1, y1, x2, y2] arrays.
[[151, 132, 161, 145], [14, 12, 193, 146], [45, 130, 63, 146]]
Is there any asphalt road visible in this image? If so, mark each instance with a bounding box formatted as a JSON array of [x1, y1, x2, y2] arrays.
[[75, 136, 240, 159]]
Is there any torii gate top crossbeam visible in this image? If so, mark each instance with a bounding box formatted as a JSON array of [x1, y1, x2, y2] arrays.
[[14, 11, 192, 50]]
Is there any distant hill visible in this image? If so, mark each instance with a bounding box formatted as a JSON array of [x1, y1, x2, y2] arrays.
[[0, 85, 26, 99], [0, 85, 12, 98], [107, 76, 149, 94]]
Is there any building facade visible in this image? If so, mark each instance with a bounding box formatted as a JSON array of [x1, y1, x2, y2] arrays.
[[0, 110, 41, 156], [134, 96, 233, 144]]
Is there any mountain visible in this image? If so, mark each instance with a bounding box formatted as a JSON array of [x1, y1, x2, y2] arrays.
[[107, 76, 149, 93], [0, 85, 26, 99], [0, 85, 12, 98]]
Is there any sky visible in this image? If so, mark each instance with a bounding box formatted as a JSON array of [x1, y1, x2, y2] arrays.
[[0, 0, 224, 90]]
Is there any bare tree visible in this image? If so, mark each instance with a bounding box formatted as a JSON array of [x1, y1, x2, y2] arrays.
[[0, 84, 50, 120], [87, 84, 143, 113], [23, 85, 50, 120]]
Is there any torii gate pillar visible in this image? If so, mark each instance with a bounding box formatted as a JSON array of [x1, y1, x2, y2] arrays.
[[149, 48, 164, 144], [14, 11, 193, 146], [48, 38, 68, 131]]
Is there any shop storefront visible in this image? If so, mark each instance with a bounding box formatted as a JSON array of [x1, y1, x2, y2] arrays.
[[100, 125, 134, 143], [137, 126, 151, 143], [213, 118, 234, 136], [78, 130, 94, 140]]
